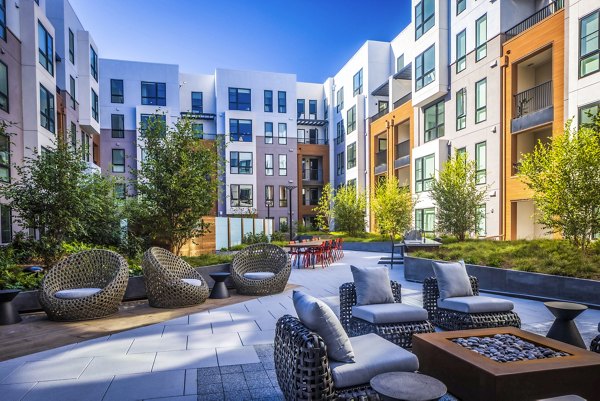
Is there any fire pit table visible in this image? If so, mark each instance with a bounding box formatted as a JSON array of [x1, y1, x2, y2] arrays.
[[413, 327, 600, 401]]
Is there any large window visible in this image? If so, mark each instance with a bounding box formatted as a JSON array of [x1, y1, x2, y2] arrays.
[[476, 204, 486, 236], [336, 87, 344, 113], [456, 88, 466, 131], [111, 114, 124, 138], [476, 14, 487, 62], [0, 61, 7, 112], [265, 185, 274, 206], [475, 141, 487, 184], [230, 151, 253, 174], [415, 154, 434, 192], [191, 92, 203, 113], [415, 0, 435, 40], [457, 0, 466, 15], [0, 0, 6, 41], [278, 91, 287, 113], [475, 78, 487, 123], [278, 123, 287, 145], [415, 208, 435, 233], [580, 11, 599, 77], [112, 149, 125, 173], [265, 154, 273, 176], [192, 123, 203, 138], [140, 114, 166, 135], [81, 132, 90, 162], [69, 75, 76, 109], [279, 186, 288, 207], [264, 122, 273, 144], [353, 69, 363, 96], [110, 79, 124, 103], [297, 99, 305, 119], [579, 101, 600, 126], [68, 28, 74, 64], [396, 54, 405, 72], [0, 204, 12, 244], [91, 89, 99, 122], [456, 29, 466, 73], [39, 84, 55, 133], [347, 106, 356, 133], [229, 119, 252, 142], [415, 45, 435, 91], [229, 88, 252, 111], [90, 46, 98, 81], [38, 22, 54, 76], [336, 121, 344, 144], [279, 154, 287, 176], [231, 184, 253, 207], [0, 134, 9, 182], [347, 142, 356, 169], [141, 82, 166, 106], [264, 90, 273, 112], [309, 100, 317, 119], [324, 98, 328, 119], [424, 100, 444, 142], [336, 151, 345, 175]]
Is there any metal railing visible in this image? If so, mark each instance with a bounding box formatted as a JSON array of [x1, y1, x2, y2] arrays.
[[302, 168, 322, 181], [375, 151, 387, 167], [393, 93, 412, 109], [395, 140, 410, 159], [297, 137, 328, 145], [513, 81, 552, 118], [505, 0, 564, 38]]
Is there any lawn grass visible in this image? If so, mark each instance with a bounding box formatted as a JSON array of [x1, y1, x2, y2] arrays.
[[411, 239, 600, 280]]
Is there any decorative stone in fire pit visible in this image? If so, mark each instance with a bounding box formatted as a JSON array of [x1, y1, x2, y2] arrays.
[[452, 334, 570, 363]]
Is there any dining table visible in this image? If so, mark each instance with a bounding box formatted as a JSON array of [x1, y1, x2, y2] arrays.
[[287, 240, 326, 269]]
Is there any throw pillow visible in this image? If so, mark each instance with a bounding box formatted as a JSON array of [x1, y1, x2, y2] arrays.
[[431, 260, 474, 300], [351, 265, 395, 305]]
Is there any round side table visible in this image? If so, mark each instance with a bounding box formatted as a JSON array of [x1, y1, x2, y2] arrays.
[[209, 272, 231, 299], [0, 289, 22, 325], [544, 301, 587, 348], [370, 371, 447, 401]]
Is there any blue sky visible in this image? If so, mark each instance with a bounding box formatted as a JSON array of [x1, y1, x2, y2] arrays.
[[69, 0, 411, 83]]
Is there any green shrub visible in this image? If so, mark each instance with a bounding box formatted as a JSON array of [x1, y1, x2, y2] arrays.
[[243, 232, 269, 244], [270, 231, 286, 242]]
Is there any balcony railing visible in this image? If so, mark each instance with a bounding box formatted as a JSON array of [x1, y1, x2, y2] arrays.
[[393, 93, 412, 109], [375, 151, 387, 167], [505, 0, 564, 38], [395, 140, 410, 169], [371, 107, 389, 123], [195, 133, 217, 140], [302, 168, 322, 181], [513, 81, 552, 118], [297, 137, 328, 145]]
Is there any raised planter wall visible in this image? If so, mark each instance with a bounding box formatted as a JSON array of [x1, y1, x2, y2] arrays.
[[342, 241, 395, 253], [404, 255, 600, 308]]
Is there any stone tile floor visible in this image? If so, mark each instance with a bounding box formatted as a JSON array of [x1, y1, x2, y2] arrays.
[[1, 250, 599, 401]]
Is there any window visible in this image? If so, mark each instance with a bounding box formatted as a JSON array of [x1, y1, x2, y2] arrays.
[[580, 11, 599, 77], [229, 119, 252, 142], [324, 98, 328, 119], [297, 99, 305, 119], [579, 101, 600, 126], [0, 61, 7, 112], [476, 204, 486, 235], [347, 179, 356, 188], [415, 45, 435, 91], [475, 141, 486, 184], [191, 92, 203, 113], [231, 184, 253, 207], [90, 46, 98, 81], [38, 22, 54, 75], [457, 0, 466, 15], [192, 123, 203, 138], [68, 28, 74, 64], [115, 183, 126, 199], [456, 88, 466, 130], [0, 204, 11, 244], [279, 186, 288, 208], [336, 121, 344, 144], [140, 114, 166, 135], [279, 216, 288, 229], [309, 100, 317, 119], [91, 89, 99, 122], [476, 14, 487, 62], [228, 87, 251, 110], [141, 82, 166, 106], [396, 54, 405, 72], [264, 122, 273, 144], [69, 75, 76, 109], [456, 29, 466, 73], [347, 106, 356, 133], [39, 85, 55, 133], [415, 154, 435, 192], [278, 91, 286, 113], [0, 0, 5, 41], [347, 142, 356, 169], [0, 134, 9, 182], [278, 123, 287, 145], [415, 0, 435, 40], [353, 69, 363, 96], [110, 79, 124, 103], [112, 149, 125, 173], [456, 147, 466, 158], [81, 132, 90, 162], [264, 90, 273, 112], [265, 154, 274, 176], [230, 151, 253, 174], [336, 151, 345, 175], [424, 100, 444, 142], [265, 185, 274, 206], [475, 78, 487, 123], [415, 208, 435, 233], [279, 154, 287, 176], [70, 122, 76, 148], [111, 114, 124, 138], [336, 87, 344, 113]]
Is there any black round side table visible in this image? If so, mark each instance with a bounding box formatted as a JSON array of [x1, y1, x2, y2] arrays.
[[545, 301, 587, 348], [0, 289, 22, 325], [370, 371, 447, 401], [209, 272, 231, 299]]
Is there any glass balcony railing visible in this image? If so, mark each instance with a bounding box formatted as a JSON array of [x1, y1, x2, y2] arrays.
[[297, 136, 328, 145], [302, 168, 322, 181], [375, 151, 387, 167]]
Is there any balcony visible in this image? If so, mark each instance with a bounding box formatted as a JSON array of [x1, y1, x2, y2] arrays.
[[297, 118, 327, 127], [393, 93, 412, 110], [375, 151, 387, 175], [180, 111, 216, 121], [370, 106, 389, 123], [302, 168, 323, 182], [511, 81, 553, 133], [297, 136, 328, 145], [505, 0, 563, 38], [394, 140, 410, 169]]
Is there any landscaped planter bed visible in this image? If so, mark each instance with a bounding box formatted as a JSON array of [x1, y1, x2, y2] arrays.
[[404, 255, 600, 308]]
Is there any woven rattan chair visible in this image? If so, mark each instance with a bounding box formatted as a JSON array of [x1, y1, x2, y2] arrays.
[[423, 276, 521, 331], [39, 249, 129, 321], [275, 315, 380, 401], [231, 243, 290, 295], [339, 281, 434, 349], [142, 247, 209, 308], [591, 324, 600, 353]]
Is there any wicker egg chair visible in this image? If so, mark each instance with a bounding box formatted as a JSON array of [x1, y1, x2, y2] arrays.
[[39, 249, 129, 321], [231, 243, 291, 296], [142, 247, 209, 308]]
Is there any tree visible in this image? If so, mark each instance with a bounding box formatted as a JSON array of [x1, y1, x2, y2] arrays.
[[314, 183, 333, 232], [519, 120, 600, 252], [371, 177, 414, 242], [332, 184, 366, 236], [430, 152, 487, 241], [132, 116, 220, 255]]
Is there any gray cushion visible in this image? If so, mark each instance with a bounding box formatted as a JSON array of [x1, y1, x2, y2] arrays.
[[437, 295, 514, 313], [54, 288, 101, 299], [243, 272, 275, 280], [351, 265, 395, 305], [352, 303, 429, 324], [329, 333, 418, 388], [181, 278, 204, 286], [293, 291, 355, 363], [431, 260, 473, 300]]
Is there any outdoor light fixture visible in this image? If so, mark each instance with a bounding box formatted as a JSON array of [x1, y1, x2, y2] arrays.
[[284, 181, 297, 241]]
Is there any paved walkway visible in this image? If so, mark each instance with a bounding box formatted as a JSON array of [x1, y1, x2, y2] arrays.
[[1, 250, 599, 401]]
